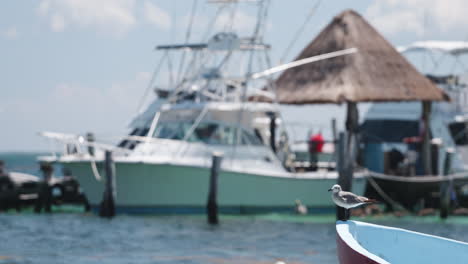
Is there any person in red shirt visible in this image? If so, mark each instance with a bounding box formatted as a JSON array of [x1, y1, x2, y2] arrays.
[[308, 132, 325, 171]]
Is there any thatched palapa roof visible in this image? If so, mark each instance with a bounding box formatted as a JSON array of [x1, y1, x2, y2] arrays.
[[273, 9, 449, 104]]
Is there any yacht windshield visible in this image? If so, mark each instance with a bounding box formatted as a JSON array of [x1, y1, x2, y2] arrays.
[[449, 122, 468, 146], [153, 121, 263, 146], [118, 127, 150, 149]]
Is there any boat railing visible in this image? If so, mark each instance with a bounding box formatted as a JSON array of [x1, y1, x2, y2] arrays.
[[366, 169, 468, 183], [39, 131, 218, 165], [353, 168, 468, 213], [39, 131, 133, 157], [125, 135, 213, 162], [39, 130, 283, 172]]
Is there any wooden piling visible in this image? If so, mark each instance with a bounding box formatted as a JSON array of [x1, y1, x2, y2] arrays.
[[99, 151, 116, 218], [421, 101, 432, 175], [207, 152, 222, 225], [34, 163, 53, 213], [267, 112, 277, 153], [336, 132, 351, 220], [440, 148, 454, 219]]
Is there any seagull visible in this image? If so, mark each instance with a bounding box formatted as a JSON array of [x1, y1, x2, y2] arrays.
[[294, 199, 308, 215], [328, 184, 377, 220]]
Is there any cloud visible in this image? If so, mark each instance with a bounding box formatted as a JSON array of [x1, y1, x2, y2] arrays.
[[3, 26, 19, 39], [51, 71, 150, 109], [50, 14, 66, 32], [37, 0, 137, 36], [365, 0, 468, 36], [136, 71, 152, 82], [0, 70, 154, 150], [143, 1, 171, 30], [216, 10, 257, 34]]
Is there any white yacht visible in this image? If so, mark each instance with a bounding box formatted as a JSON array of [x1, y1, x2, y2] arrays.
[[39, 1, 366, 214]]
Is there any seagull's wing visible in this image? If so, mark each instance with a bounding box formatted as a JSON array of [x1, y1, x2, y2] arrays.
[[339, 191, 369, 204], [358, 196, 378, 203]]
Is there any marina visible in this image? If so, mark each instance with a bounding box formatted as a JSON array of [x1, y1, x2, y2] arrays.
[[3, 0, 468, 263], [36, 3, 368, 215]]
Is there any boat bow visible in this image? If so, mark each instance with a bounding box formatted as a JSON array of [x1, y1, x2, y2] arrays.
[[336, 220, 468, 264]]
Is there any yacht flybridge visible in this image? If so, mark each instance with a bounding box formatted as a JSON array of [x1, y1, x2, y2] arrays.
[[39, 1, 366, 214]]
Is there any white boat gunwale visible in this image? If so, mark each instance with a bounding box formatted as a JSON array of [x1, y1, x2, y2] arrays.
[[40, 154, 368, 180], [336, 220, 468, 264]]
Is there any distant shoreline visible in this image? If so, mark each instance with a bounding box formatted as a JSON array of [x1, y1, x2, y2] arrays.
[[0, 152, 48, 155]]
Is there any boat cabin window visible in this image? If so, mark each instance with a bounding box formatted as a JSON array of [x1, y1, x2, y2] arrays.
[[156, 122, 193, 140], [242, 129, 263, 145], [194, 123, 223, 144], [153, 121, 263, 146], [360, 120, 419, 143], [449, 122, 468, 145], [118, 127, 149, 149]]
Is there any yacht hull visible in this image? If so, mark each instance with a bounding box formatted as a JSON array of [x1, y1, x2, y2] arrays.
[[61, 161, 367, 214]]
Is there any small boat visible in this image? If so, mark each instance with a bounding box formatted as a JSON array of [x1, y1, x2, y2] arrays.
[[336, 220, 468, 264], [0, 170, 90, 210]]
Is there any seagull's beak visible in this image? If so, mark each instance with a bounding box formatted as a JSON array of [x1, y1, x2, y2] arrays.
[[328, 188, 332, 192]]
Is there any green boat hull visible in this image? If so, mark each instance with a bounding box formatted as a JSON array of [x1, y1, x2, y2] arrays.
[[62, 161, 367, 214]]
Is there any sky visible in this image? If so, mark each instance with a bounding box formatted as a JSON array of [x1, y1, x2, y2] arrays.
[[1, 0, 468, 152]]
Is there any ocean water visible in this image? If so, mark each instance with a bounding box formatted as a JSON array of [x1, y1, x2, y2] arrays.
[[0, 152, 45, 176], [1, 213, 468, 264], [1, 153, 468, 264]]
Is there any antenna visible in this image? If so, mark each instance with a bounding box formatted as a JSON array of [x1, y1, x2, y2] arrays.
[[280, 0, 321, 64]]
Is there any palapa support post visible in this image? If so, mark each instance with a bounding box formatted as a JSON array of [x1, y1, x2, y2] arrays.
[[336, 102, 358, 220], [336, 132, 350, 220], [440, 148, 454, 219], [331, 118, 338, 171], [346, 103, 356, 138], [331, 118, 337, 143], [34, 163, 53, 213], [422, 101, 432, 175], [207, 152, 223, 225], [346, 102, 359, 163], [99, 151, 116, 218]]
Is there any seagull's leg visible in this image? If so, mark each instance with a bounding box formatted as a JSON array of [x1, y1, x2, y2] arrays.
[[345, 209, 350, 220]]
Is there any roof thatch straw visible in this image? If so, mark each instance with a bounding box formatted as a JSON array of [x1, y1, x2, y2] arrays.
[[271, 9, 450, 104]]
